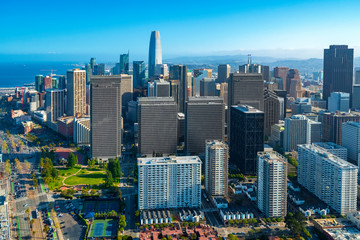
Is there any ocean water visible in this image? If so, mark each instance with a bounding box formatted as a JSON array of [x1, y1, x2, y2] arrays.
[[0, 62, 82, 88]]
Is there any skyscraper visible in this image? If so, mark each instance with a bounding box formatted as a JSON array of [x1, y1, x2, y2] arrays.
[[217, 64, 230, 83], [133, 61, 146, 89], [321, 111, 360, 145], [283, 115, 321, 152], [91, 75, 133, 116], [205, 140, 229, 197], [45, 89, 65, 123], [257, 151, 287, 218], [286, 69, 302, 98], [66, 69, 86, 116], [200, 78, 216, 96], [90, 76, 122, 160], [298, 144, 357, 215], [120, 53, 129, 74], [148, 31, 162, 78], [230, 105, 264, 174], [323, 45, 354, 105], [328, 92, 350, 113], [169, 65, 187, 112], [228, 73, 264, 111], [342, 122, 360, 164], [273, 67, 289, 91], [35, 75, 43, 92], [154, 79, 170, 97], [264, 89, 281, 136], [138, 156, 201, 210], [185, 97, 225, 155], [137, 97, 177, 155]]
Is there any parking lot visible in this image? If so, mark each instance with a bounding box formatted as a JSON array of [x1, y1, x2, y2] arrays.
[[54, 200, 86, 240]]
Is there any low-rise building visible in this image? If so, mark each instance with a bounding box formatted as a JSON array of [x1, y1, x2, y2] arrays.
[[220, 208, 254, 222], [213, 197, 228, 209], [140, 210, 172, 225], [179, 209, 203, 223], [57, 116, 74, 139], [74, 117, 90, 145]]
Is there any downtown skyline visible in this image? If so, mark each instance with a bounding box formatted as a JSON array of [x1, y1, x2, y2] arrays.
[[1, 0, 360, 61]]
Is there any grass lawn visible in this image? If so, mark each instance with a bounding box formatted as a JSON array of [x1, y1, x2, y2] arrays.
[[58, 167, 81, 177], [64, 172, 106, 186]]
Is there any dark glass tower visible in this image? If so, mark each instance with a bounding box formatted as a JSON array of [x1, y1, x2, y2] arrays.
[[148, 31, 162, 78], [120, 52, 129, 74], [133, 61, 146, 89], [323, 45, 354, 106], [169, 65, 187, 112], [230, 105, 264, 174]]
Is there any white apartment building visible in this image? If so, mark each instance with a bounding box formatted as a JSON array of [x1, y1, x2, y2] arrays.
[[298, 144, 357, 215], [342, 122, 360, 165], [313, 142, 347, 160], [257, 151, 287, 218], [205, 140, 228, 197], [138, 156, 201, 210]]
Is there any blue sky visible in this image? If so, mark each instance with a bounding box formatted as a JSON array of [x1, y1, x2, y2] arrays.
[[1, 0, 360, 61]]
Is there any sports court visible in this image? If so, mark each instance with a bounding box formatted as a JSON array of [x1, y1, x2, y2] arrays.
[[83, 200, 120, 213], [89, 219, 117, 238]]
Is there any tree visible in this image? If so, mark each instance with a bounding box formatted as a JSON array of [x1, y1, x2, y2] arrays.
[[43, 225, 49, 232], [40, 158, 44, 168], [285, 212, 307, 237], [227, 234, 238, 240], [104, 170, 114, 188], [107, 158, 122, 179], [30, 219, 35, 225], [228, 220, 234, 225], [24, 160, 31, 171], [135, 210, 140, 217], [190, 233, 197, 240], [5, 160, 11, 176], [67, 152, 77, 168]]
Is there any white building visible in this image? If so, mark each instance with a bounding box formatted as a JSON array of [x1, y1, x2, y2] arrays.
[[328, 92, 350, 113], [298, 144, 358, 215], [313, 142, 347, 160], [342, 122, 360, 165], [205, 140, 228, 197], [220, 209, 254, 222], [138, 156, 201, 210], [74, 117, 90, 145], [257, 151, 287, 218], [283, 115, 321, 152]]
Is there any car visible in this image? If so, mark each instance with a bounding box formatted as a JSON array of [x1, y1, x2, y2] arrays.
[[82, 225, 87, 228]]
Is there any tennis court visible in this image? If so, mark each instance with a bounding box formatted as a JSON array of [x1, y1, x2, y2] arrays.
[[89, 219, 117, 237]]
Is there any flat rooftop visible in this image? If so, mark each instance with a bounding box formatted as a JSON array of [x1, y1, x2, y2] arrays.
[[138, 156, 202, 165], [232, 105, 263, 113]]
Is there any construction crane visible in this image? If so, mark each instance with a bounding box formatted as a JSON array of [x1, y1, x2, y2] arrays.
[[40, 69, 57, 82]]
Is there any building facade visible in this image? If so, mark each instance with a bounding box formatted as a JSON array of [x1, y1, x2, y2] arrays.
[[257, 151, 287, 218], [328, 92, 350, 113], [205, 140, 229, 197], [218, 64, 230, 83], [67, 69, 86, 116], [342, 121, 360, 164], [45, 89, 65, 123], [148, 31, 162, 78], [138, 156, 201, 210]]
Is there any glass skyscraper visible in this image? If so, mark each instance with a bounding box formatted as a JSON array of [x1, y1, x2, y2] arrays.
[[133, 61, 146, 89], [120, 52, 129, 74], [148, 31, 162, 78]]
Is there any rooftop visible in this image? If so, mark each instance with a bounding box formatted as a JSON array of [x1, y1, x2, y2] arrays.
[[138, 97, 175, 104], [232, 105, 263, 113], [343, 121, 360, 128], [313, 142, 347, 150], [138, 156, 202, 166]]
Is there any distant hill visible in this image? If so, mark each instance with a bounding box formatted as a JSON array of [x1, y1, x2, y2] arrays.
[[164, 55, 360, 74]]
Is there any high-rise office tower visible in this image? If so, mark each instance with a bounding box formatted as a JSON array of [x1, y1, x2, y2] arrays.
[[155, 64, 169, 78], [148, 31, 162, 78], [298, 144, 357, 215], [147, 82, 154, 97], [170, 80, 180, 109], [137, 97, 177, 155], [57, 75, 66, 90], [290, 98, 312, 115], [239, 60, 269, 81], [90, 76, 122, 160], [313, 142, 347, 160], [35, 75, 43, 92], [323, 45, 354, 105], [138, 156, 201, 210], [274, 90, 287, 115], [205, 140, 228, 197], [120, 53, 129, 74], [321, 111, 360, 145], [85, 63, 92, 84], [90, 58, 96, 72], [91, 75, 133, 115], [194, 69, 212, 96], [46, 89, 65, 123], [43, 76, 52, 91], [355, 69, 360, 85], [67, 69, 86, 116], [200, 78, 216, 96], [154, 79, 170, 97], [218, 64, 230, 83], [353, 85, 360, 109], [230, 105, 264, 174], [342, 122, 360, 164], [261, 65, 270, 81], [169, 65, 187, 112], [264, 89, 281, 136], [257, 151, 287, 218], [273, 67, 289, 91], [133, 61, 146, 89], [185, 97, 225, 155], [286, 69, 302, 97], [283, 115, 322, 152], [228, 73, 264, 111], [220, 83, 228, 106], [328, 92, 350, 113], [93, 64, 105, 75]]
